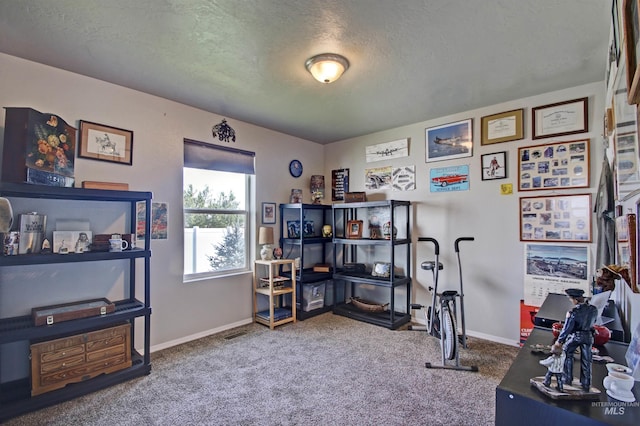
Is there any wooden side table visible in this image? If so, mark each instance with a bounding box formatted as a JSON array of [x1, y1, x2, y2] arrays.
[[253, 259, 297, 329]]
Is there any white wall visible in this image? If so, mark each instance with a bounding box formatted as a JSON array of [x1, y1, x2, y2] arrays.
[[0, 53, 324, 354], [324, 81, 608, 345]]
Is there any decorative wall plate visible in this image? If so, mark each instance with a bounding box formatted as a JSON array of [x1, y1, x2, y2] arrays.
[[289, 159, 303, 177]]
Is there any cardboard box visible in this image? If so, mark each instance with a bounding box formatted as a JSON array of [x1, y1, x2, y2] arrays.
[[2, 107, 76, 186]]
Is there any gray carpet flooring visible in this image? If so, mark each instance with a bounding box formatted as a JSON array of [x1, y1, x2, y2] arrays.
[[6, 313, 519, 425]]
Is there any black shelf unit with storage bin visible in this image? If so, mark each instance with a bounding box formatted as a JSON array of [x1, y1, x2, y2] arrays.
[[332, 200, 411, 330], [0, 182, 152, 422], [279, 203, 333, 320]]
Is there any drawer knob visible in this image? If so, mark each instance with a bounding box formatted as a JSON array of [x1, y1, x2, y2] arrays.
[[62, 363, 66, 367]]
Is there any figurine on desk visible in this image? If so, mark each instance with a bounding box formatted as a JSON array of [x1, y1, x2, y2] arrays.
[[552, 288, 598, 391], [540, 344, 566, 391]]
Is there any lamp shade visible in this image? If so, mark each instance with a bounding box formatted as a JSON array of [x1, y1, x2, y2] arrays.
[[258, 226, 274, 245], [305, 53, 349, 84]]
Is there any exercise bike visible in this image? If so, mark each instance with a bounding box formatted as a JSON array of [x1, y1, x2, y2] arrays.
[[410, 237, 478, 372]]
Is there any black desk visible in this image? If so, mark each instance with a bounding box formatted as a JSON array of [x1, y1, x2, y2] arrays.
[[534, 293, 626, 342], [496, 327, 639, 426]]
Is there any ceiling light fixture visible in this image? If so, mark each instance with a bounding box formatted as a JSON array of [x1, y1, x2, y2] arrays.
[[305, 53, 350, 84]]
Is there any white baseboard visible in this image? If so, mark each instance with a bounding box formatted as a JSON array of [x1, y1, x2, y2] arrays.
[[410, 316, 520, 347], [148, 318, 254, 353]]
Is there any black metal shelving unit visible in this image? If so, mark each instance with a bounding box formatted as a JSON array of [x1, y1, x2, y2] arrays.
[[0, 182, 152, 422], [332, 200, 411, 330], [279, 203, 333, 320]]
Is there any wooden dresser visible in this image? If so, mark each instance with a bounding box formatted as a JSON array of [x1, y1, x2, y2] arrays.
[[30, 324, 132, 396]]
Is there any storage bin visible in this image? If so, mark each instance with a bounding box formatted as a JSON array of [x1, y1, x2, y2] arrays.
[[302, 281, 326, 312]]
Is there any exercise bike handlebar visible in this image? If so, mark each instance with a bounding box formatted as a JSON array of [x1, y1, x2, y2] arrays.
[[418, 237, 439, 255], [454, 237, 474, 253]]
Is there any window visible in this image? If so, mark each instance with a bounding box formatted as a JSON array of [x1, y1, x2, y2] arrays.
[[183, 139, 255, 280]]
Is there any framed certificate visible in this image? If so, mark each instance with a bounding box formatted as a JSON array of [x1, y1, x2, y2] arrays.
[[481, 109, 524, 145], [532, 97, 588, 139]]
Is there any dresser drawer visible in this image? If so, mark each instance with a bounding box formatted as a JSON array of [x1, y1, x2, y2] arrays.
[[38, 344, 85, 364], [31, 323, 131, 396], [39, 353, 85, 374]]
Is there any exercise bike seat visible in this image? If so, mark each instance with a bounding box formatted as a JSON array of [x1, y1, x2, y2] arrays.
[[441, 290, 458, 300], [421, 261, 444, 271]]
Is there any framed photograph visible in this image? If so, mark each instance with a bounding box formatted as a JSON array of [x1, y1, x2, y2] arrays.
[[371, 262, 391, 278], [481, 151, 507, 180], [614, 130, 640, 200], [261, 202, 276, 224], [617, 213, 637, 291], [518, 139, 590, 191], [532, 97, 588, 139], [623, 0, 640, 104], [519, 194, 592, 242], [78, 120, 133, 165], [347, 220, 363, 239], [52, 231, 93, 254], [425, 119, 473, 162], [480, 109, 524, 145]]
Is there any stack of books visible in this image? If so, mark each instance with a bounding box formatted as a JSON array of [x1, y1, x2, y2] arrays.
[[256, 308, 292, 322]]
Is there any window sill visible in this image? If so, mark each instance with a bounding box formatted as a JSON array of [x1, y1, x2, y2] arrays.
[[183, 269, 252, 284]]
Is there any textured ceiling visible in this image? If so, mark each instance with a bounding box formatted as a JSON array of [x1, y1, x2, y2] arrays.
[[0, 0, 610, 144]]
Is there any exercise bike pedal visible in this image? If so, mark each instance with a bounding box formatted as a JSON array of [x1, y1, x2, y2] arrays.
[[410, 303, 423, 310]]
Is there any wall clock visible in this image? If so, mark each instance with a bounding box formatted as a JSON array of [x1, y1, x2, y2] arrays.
[[289, 159, 303, 177]]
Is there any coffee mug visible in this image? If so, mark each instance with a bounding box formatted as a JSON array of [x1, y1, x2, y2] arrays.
[[109, 239, 128, 252]]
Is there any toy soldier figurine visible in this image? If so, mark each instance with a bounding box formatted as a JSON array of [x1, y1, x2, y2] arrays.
[[552, 288, 598, 391]]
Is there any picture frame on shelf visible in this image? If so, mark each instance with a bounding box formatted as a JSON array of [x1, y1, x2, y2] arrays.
[[481, 151, 507, 180], [371, 262, 392, 278], [261, 202, 276, 224], [517, 139, 590, 191], [531, 97, 588, 139], [425, 118, 473, 162], [347, 220, 363, 238], [480, 109, 524, 145], [78, 120, 133, 165], [623, 0, 640, 104], [519, 194, 592, 243]]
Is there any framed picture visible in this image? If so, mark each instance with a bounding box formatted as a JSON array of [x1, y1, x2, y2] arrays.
[[429, 165, 469, 192], [614, 130, 640, 200], [425, 119, 473, 162], [78, 120, 133, 165], [262, 202, 276, 224], [480, 109, 524, 145], [481, 151, 507, 180], [517, 139, 590, 191], [347, 220, 363, 239], [531, 97, 588, 139], [623, 0, 640, 104], [519, 194, 592, 242], [617, 213, 637, 291]]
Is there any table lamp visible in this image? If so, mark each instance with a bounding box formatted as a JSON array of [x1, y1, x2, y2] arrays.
[[258, 226, 274, 260]]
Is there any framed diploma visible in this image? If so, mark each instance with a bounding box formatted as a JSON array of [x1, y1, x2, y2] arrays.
[[480, 109, 524, 145], [532, 97, 588, 139]]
